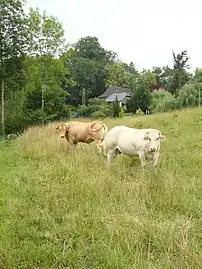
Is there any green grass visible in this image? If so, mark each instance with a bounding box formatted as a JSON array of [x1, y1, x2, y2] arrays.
[[1, 108, 202, 268]]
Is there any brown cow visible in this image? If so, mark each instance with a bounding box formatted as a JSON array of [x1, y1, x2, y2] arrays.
[[56, 120, 108, 153]]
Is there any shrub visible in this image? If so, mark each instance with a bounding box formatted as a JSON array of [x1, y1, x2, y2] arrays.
[[136, 108, 143, 116], [118, 107, 125, 118], [151, 89, 174, 112], [88, 98, 105, 106], [77, 98, 113, 118], [154, 94, 176, 112], [113, 98, 121, 118], [91, 110, 106, 119], [126, 98, 138, 114], [77, 105, 91, 117], [127, 83, 151, 114], [25, 109, 47, 124], [176, 83, 200, 109], [3, 112, 26, 135]]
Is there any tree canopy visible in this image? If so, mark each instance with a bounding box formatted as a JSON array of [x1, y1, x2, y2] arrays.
[[0, 0, 200, 136]]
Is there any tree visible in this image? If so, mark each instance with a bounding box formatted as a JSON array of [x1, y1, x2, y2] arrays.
[[191, 68, 202, 107], [169, 50, 191, 94], [135, 82, 152, 113], [176, 84, 199, 108], [160, 66, 174, 91], [105, 62, 130, 88], [67, 56, 107, 105], [139, 69, 157, 89], [26, 7, 67, 119], [126, 95, 139, 114], [74, 36, 106, 61], [3, 54, 28, 133], [24, 55, 70, 122], [151, 67, 166, 90], [63, 37, 112, 106], [27, 7, 66, 57], [194, 68, 202, 83], [0, 0, 28, 136], [73, 36, 117, 63], [172, 50, 190, 70], [151, 89, 176, 112], [122, 61, 137, 75], [127, 78, 152, 114], [113, 95, 121, 118]]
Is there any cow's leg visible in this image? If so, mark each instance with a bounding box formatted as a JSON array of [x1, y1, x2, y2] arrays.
[[97, 145, 103, 155], [137, 151, 146, 169], [96, 140, 107, 156], [65, 132, 75, 149], [67, 141, 75, 150], [99, 144, 107, 156], [107, 149, 120, 168], [71, 143, 77, 150], [103, 148, 107, 157], [152, 151, 159, 167], [94, 140, 102, 155], [68, 136, 77, 150]]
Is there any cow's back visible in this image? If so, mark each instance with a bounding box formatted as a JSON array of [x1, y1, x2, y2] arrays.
[[104, 125, 135, 149], [67, 121, 106, 143], [68, 122, 90, 142], [118, 128, 163, 154], [115, 128, 144, 152], [105, 126, 149, 153]]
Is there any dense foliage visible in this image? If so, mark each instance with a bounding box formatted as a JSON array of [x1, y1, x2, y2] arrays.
[[0, 0, 201, 135]]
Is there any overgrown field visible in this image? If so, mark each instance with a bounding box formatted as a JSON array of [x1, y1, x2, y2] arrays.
[[1, 108, 202, 269]]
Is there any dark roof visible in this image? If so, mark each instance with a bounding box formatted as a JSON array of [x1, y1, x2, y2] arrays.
[[106, 92, 128, 102], [99, 86, 132, 98]]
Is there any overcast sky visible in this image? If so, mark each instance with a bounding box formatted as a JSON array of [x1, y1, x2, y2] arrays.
[[24, 0, 202, 72]]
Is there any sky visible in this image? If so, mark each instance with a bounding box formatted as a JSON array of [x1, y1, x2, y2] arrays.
[[24, 0, 202, 72]]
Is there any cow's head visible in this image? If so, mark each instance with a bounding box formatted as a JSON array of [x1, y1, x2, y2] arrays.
[[143, 130, 166, 152], [56, 123, 68, 138]]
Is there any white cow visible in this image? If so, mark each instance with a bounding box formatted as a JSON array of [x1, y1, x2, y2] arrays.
[[99, 125, 166, 168]]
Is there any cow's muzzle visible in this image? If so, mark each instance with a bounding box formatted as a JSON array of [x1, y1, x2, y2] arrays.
[[149, 148, 156, 152], [60, 135, 65, 138]]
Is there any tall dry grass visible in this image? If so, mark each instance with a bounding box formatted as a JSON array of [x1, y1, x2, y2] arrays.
[[0, 108, 202, 268]]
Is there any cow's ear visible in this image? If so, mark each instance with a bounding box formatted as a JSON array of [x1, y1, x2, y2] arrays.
[[143, 132, 150, 140], [160, 135, 166, 140], [65, 123, 69, 130]]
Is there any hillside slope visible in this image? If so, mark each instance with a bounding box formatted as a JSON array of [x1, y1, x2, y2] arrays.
[[1, 108, 202, 269]]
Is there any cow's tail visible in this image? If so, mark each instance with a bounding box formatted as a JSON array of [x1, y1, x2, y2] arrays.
[[100, 123, 108, 141], [98, 139, 107, 155], [89, 121, 103, 132], [90, 122, 108, 138]]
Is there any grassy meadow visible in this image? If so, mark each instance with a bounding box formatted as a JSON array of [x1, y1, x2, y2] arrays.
[[1, 108, 202, 269]]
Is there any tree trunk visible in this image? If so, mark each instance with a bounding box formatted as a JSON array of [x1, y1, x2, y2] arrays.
[[1, 79, 5, 137], [21, 88, 24, 109], [82, 88, 86, 105], [41, 58, 45, 124], [41, 61, 45, 111]]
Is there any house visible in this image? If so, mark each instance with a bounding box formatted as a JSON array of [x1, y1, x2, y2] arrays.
[[98, 86, 132, 107]]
